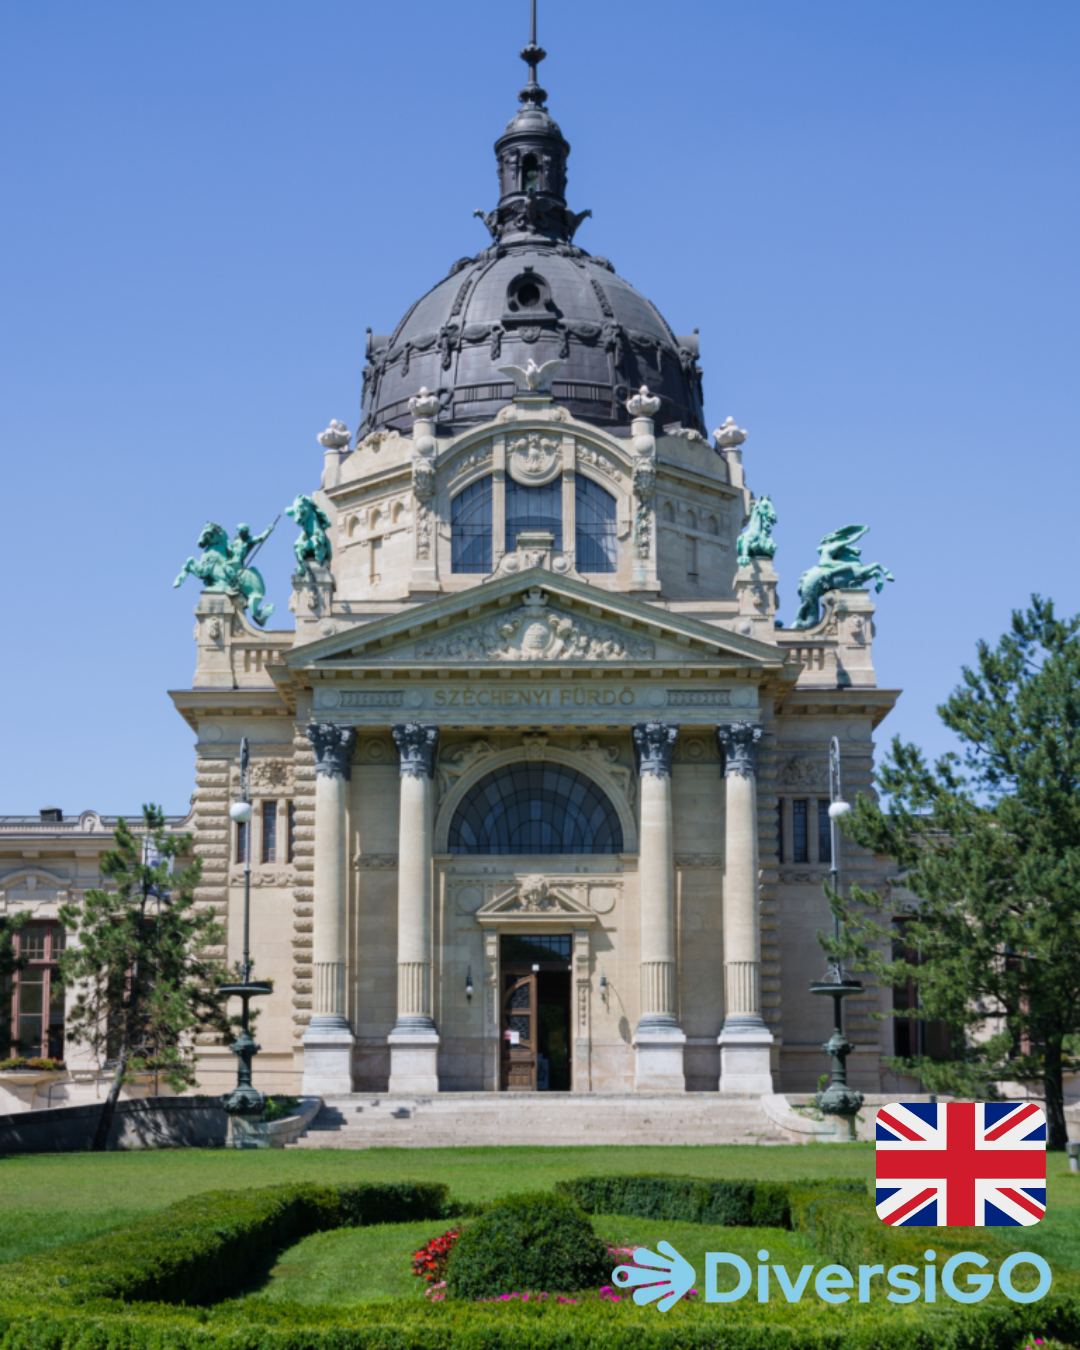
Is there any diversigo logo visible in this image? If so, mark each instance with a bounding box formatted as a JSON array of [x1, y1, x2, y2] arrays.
[[612, 1102, 1051, 1314]]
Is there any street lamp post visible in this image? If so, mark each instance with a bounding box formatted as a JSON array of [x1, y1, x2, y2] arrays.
[[220, 736, 272, 1117], [810, 736, 865, 1139]]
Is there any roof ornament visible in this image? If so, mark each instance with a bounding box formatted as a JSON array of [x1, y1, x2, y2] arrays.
[[626, 385, 662, 418], [498, 357, 564, 393], [519, 0, 547, 109], [714, 417, 748, 450], [408, 387, 441, 419], [317, 419, 351, 451]]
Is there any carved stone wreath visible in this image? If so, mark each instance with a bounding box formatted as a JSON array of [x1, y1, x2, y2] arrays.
[[247, 759, 294, 794], [777, 757, 829, 788], [413, 588, 655, 662]]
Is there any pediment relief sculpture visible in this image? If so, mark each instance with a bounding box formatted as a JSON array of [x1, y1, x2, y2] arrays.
[[414, 588, 655, 662], [476, 875, 597, 923]]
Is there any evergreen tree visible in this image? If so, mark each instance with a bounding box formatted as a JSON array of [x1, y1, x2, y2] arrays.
[[59, 805, 229, 1151], [830, 597, 1080, 1149]]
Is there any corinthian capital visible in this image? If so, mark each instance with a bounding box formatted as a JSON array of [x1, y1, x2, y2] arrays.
[[306, 722, 357, 780], [393, 723, 440, 779], [633, 722, 679, 779], [717, 722, 763, 778]]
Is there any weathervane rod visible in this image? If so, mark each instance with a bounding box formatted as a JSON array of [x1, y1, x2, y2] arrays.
[[531, 0, 537, 45]]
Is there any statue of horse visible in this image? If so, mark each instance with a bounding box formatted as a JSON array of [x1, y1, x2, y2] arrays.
[[737, 495, 778, 568], [173, 522, 276, 628], [792, 524, 893, 629], [286, 494, 332, 568]]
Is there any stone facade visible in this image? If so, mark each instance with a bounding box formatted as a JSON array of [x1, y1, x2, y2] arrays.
[[161, 386, 900, 1099]]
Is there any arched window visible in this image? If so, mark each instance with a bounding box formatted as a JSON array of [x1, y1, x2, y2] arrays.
[[522, 153, 540, 193], [707, 515, 719, 536], [575, 476, 617, 573], [506, 476, 563, 552], [448, 764, 624, 855], [451, 475, 493, 574], [662, 501, 675, 522]]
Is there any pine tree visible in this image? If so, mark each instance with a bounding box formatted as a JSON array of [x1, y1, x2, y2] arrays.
[[59, 805, 229, 1151], [831, 597, 1080, 1149]]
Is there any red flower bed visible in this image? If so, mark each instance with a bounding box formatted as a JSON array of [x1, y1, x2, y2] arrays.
[[412, 1228, 460, 1283]]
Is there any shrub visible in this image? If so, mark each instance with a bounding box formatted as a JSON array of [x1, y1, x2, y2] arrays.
[[260, 1095, 300, 1123], [446, 1192, 609, 1300], [556, 1174, 797, 1228]]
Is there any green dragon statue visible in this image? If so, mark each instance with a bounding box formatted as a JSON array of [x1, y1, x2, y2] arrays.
[[173, 522, 276, 628], [286, 493, 332, 568], [792, 524, 894, 630], [737, 495, 778, 568]]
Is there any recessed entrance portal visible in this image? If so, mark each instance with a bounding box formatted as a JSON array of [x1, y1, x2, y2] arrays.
[[499, 933, 572, 1091]]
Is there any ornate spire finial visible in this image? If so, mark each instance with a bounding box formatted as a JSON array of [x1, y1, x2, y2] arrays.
[[519, 0, 547, 106]]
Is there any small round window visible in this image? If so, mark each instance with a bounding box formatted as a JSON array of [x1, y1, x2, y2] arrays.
[[506, 271, 552, 314]]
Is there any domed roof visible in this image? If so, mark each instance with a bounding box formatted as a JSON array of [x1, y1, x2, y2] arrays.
[[358, 24, 705, 440]]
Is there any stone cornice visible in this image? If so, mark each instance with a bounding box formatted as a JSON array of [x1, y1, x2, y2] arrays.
[[776, 688, 902, 729]]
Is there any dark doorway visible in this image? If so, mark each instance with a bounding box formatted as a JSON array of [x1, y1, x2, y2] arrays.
[[499, 933, 573, 1092]]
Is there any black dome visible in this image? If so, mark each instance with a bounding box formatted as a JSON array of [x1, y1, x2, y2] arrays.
[[359, 248, 706, 438], [358, 29, 705, 439]]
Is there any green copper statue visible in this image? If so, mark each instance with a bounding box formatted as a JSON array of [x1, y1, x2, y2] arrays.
[[792, 524, 894, 629], [286, 493, 332, 568], [737, 495, 778, 569], [173, 522, 276, 627]]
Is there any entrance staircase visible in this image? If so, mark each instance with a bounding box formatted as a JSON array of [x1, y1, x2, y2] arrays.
[[288, 1093, 789, 1148]]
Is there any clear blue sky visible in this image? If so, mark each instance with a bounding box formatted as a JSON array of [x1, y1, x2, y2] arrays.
[[2, 1, 1077, 816]]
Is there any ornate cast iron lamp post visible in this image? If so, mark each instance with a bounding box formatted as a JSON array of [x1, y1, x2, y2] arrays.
[[220, 737, 272, 1117], [810, 736, 864, 1138]]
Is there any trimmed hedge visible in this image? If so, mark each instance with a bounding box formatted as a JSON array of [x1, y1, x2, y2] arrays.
[[3, 1289, 1080, 1350], [446, 1191, 608, 1299], [0, 1180, 449, 1309], [555, 1173, 799, 1228]]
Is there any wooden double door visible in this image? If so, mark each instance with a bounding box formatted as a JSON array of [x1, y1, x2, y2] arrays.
[[500, 965, 572, 1091]]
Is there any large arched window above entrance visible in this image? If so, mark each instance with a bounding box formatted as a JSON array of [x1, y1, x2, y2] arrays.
[[448, 764, 624, 855]]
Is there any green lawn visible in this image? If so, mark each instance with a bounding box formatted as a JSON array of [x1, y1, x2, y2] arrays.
[[1, 1143, 1077, 1277]]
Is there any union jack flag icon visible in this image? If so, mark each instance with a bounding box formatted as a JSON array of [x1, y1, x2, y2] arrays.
[[876, 1101, 1046, 1227]]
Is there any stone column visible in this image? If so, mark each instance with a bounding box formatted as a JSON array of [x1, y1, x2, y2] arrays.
[[631, 721, 685, 1090], [301, 721, 357, 1096], [716, 721, 775, 1094], [388, 722, 441, 1092]]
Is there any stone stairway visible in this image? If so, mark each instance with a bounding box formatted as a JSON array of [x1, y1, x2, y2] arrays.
[[288, 1093, 789, 1148]]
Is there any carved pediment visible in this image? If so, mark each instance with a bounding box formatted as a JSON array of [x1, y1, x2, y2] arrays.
[[414, 588, 654, 663], [475, 875, 598, 925]]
